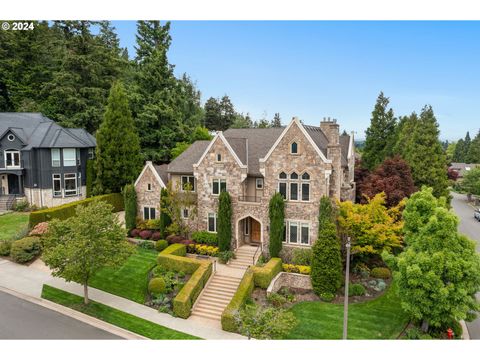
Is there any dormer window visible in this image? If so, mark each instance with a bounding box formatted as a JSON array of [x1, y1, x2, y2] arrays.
[[291, 142, 298, 154], [216, 153, 222, 162], [7, 134, 15, 141]]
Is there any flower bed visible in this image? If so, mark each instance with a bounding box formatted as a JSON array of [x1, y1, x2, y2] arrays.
[[282, 263, 311, 275], [187, 244, 219, 257]]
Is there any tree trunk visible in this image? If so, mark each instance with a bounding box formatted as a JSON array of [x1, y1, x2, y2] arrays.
[[421, 319, 429, 333], [83, 283, 89, 305]]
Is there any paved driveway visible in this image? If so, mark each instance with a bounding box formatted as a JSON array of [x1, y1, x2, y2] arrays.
[[0, 290, 120, 339], [450, 192, 480, 339]]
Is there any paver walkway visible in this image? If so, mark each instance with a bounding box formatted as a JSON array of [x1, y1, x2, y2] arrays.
[[0, 259, 246, 340]]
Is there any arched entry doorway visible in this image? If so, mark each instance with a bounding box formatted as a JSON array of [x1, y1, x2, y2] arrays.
[[237, 216, 262, 247]]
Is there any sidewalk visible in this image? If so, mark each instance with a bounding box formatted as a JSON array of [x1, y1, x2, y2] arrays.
[[0, 259, 246, 340]]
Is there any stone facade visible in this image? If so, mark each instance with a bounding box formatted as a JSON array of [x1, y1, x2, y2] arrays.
[[135, 163, 162, 220], [24, 186, 86, 208]]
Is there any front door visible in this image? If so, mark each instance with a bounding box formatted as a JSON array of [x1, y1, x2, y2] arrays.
[[7, 174, 19, 195], [251, 219, 261, 244]]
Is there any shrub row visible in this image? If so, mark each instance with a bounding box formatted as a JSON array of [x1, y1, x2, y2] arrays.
[[157, 244, 213, 318], [252, 258, 282, 289], [282, 263, 311, 275], [221, 268, 255, 332], [129, 229, 162, 241], [191, 231, 218, 246], [29, 193, 124, 228]]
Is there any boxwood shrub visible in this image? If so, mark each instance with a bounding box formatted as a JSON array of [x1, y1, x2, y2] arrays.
[[370, 267, 391, 279], [221, 268, 255, 332], [29, 193, 124, 228], [10, 237, 42, 263], [191, 231, 218, 246], [252, 258, 282, 289], [0, 240, 12, 256], [155, 240, 169, 252]]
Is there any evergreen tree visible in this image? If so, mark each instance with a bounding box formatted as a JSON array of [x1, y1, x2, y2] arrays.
[[231, 113, 253, 128], [159, 187, 172, 238], [123, 183, 137, 231], [453, 138, 466, 162], [271, 113, 282, 127], [464, 131, 471, 155], [204, 95, 237, 131], [311, 197, 342, 298], [466, 130, 480, 164], [217, 191, 232, 251], [268, 192, 285, 258], [362, 92, 397, 170], [395, 106, 449, 199], [95, 81, 142, 194]]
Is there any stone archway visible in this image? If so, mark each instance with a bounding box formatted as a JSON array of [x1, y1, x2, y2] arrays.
[[236, 215, 263, 249]]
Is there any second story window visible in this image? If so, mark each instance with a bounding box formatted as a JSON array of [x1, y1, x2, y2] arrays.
[[278, 171, 311, 202], [63, 148, 76, 167], [216, 153, 222, 162], [291, 142, 298, 154], [256, 178, 264, 189], [88, 148, 95, 160], [5, 150, 20, 168], [147, 183, 152, 191], [51, 149, 60, 167], [212, 179, 227, 195], [181, 175, 195, 192]]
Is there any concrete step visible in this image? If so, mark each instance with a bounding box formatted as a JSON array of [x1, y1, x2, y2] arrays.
[[195, 301, 228, 312], [203, 288, 236, 298], [210, 276, 242, 284], [199, 294, 232, 305], [194, 305, 225, 315], [191, 310, 221, 321], [229, 258, 253, 264], [209, 281, 240, 290], [228, 264, 249, 270]]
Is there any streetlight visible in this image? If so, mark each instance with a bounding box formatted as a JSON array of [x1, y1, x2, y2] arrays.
[[343, 236, 351, 340]]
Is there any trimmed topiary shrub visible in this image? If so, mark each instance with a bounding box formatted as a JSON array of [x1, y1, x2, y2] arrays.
[[151, 231, 162, 241], [139, 230, 153, 240], [217, 191, 232, 251], [0, 240, 12, 256], [155, 240, 168, 252], [349, 283, 366, 297], [148, 277, 166, 295], [222, 268, 255, 332], [269, 192, 285, 257], [370, 267, 391, 279], [10, 237, 42, 263], [252, 258, 282, 289], [191, 231, 218, 246], [123, 183, 137, 231], [29, 193, 124, 228]]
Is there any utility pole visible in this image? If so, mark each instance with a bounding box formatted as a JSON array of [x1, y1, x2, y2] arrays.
[[343, 237, 351, 340]]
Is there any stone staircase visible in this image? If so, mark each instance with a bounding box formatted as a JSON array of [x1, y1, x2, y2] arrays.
[[0, 195, 15, 211], [191, 274, 242, 321], [228, 245, 259, 269]]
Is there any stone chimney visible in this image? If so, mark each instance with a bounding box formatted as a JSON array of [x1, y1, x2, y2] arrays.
[[320, 117, 341, 199]]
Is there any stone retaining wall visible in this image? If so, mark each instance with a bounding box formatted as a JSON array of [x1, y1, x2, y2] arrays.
[[266, 271, 312, 295]]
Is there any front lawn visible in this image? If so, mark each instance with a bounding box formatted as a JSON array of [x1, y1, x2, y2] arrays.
[[41, 285, 199, 339], [0, 212, 29, 240], [89, 247, 158, 303], [286, 281, 409, 339]]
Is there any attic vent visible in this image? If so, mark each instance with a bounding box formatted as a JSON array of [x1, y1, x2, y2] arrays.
[[7, 134, 15, 141]]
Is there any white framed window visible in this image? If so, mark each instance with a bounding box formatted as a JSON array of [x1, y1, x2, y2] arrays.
[[78, 173, 82, 195], [278, 182, 287, 199], [277, 171, 311, 202], [147, 183, 152, 191], [7, 134, 15, 141], [88, 148, 95, 160], [212, 179, 226, 195], [208, 213, 217, 233], [51, 149, 60, 167], [291, 142, 298, 154], [182, 208, 189, 219], [143, 206, 156, 220], [5, 150, 20, 168], [290, 182, 299, 200], [256, 178, 264, 189], [63, 148, 76, 167], [52, 174, 62, 197], [302, 183, 310, 201], [216, 153, 222, 162], [284, 220, 310, 245], [181, 175, 195, 192], [64, 173, 77, 196]]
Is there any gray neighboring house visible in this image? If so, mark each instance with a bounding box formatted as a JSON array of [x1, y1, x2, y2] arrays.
[[449, 162, 479, 178], [0, 113, 96, 210]]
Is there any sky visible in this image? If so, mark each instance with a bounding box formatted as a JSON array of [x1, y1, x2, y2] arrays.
[[112, 21, 480, 141]]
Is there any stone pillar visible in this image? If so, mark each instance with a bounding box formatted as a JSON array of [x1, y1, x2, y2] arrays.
[[320, 118, 342, 200]]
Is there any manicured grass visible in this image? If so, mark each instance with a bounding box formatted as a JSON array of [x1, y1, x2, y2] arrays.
[[89, 248, 158, 303], [41, 285, 199, 339], [286, 281, 409, 339], [0, 212, 29, 240]]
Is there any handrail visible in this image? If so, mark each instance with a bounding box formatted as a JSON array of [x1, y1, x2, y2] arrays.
[[252, 243, 262, 265]]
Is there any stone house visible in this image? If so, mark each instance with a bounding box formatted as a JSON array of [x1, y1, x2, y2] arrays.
[[134, 117, 355, 255], [0, 113, 96, 210]]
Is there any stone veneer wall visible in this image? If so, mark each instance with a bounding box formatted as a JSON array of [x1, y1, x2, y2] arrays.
[[135, 165, 162, 220], [266, 272, 313, 295], [24, 186, 87, 208]]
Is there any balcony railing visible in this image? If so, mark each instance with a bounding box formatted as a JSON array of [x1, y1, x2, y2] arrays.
[[238, 195, 262, 203]]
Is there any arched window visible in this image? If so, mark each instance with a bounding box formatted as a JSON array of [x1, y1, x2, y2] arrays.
[[290, 172, 298, 180], [291, 142, 298, 154], [302, 172, 310, 180], [279, 172, 287, 179]]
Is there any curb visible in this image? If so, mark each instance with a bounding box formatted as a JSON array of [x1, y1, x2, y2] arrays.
[[460, 320, 470, 340], [0, 285, 147, 340]]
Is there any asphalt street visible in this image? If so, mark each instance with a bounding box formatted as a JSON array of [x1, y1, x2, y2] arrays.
[[0, 290, 121, 339], [451, 192, 480, 339]]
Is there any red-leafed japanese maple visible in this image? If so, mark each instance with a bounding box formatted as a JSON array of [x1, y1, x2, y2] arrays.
[[359, 156, 416, 207], [354, 159, 371, 203], [447, 168, 459, 181]]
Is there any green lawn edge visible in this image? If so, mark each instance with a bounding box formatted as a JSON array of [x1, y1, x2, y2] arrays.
[[41, 284, 200, 340]]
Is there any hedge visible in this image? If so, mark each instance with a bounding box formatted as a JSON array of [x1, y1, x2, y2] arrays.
[[29, 193, 124, 228], [157, 244, 212, 318], [252, 257, 282, 289], [191, 231, 218, 246], [221, 268, 255, 332]]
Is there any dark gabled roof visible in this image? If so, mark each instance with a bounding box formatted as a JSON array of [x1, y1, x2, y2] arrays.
[[303, 125, 329, 156], [224, 137, 247, 165], [0, 112, 96, 149], [168, 140, 210, 174], [153, 164, 169, 185]]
